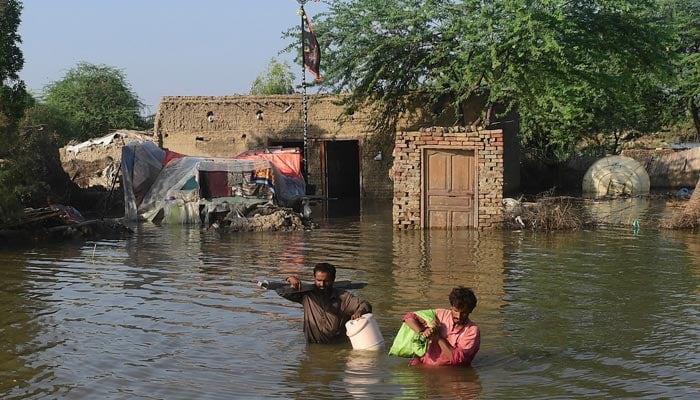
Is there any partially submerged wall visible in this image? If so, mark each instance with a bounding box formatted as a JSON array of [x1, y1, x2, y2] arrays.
[[621, 147, 700, 189], [155, 94, 519, 200], [393, 127, 504, 229], [155, 95, 380, 157], [155, 95, 430, 199]]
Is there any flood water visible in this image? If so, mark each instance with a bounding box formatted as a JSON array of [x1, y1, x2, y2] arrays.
[[1, 199, 699, 399]]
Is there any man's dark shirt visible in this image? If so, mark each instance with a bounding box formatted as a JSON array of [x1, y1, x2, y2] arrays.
[[282, 287, 372, 343]]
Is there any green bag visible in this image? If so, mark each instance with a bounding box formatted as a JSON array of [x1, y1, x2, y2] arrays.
[[388, 309, 436, 358]]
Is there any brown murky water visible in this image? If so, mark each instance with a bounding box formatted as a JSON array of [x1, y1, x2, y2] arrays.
[[1, 199, 699, 399]]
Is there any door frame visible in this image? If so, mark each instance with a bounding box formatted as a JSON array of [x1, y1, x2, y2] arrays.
[[320, 139, 363, 199], [420, 146, 479, 229]]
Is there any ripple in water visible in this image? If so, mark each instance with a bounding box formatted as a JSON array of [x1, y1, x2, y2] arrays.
[[1, 199, 698, 399]]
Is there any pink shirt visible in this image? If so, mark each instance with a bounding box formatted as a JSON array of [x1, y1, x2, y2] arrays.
[[405, 308, 480, 366]]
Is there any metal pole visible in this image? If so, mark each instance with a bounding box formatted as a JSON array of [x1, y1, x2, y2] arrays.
[[301, 7, 308, 180], [298, 0, 309, 183]]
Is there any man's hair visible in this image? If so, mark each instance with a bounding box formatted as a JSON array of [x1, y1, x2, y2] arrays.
[[449, 286, 477, 313], [313, 262, 336, 280]]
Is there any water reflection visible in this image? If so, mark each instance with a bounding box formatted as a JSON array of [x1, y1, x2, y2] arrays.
[[310, 198, 362, 220], [390, 229, 507, 347], [343, 350, 383, 399], [1, 199, 699, 399], [497, 222, 700, 398], [0, 253, 46, 397], [585, 197, 651, 226], [390, 365, 482, 400], [669, 230, 700, 281]]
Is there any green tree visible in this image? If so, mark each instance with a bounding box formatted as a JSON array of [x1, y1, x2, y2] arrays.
[[250, 58, 295, 95], [307, 0, 671, 160], [43, 62, 143, 141], [660, 0, 700, 229], [660, 0, 700, 138], [0, 0, 29, 152], [0, 0, 30, 224], [19, 102, 73, 145]]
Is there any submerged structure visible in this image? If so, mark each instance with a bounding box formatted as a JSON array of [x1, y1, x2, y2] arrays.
[[120, 142, 306, 226], [582, 155, 650, 197], [155, 94, 520, 230]]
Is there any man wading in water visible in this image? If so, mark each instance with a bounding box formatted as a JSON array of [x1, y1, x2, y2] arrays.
[[402, 286, 480, 366], [282, 262, 372, 344]]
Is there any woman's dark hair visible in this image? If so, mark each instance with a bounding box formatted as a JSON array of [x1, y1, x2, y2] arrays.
[[313, 262, 336, 280], [449, 286, 477, 313]]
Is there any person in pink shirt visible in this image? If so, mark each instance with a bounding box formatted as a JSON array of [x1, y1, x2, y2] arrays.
[[402, 286, 480, 366]]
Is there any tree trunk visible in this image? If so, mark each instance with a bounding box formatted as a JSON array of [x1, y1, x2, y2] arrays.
[[690, 99, 700, 141], [677, 173, 700, 227], [686, 175, 700, 209], [668, 99, 700, 228]]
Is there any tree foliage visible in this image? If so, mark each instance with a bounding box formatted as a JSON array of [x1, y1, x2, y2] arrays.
[[19, 102, 73, 144], [0, 0, 29, 154], [660, 0, 700, 138], [250, 58, 296, 95], [659, 0, 700, 228], [43, 62, 143, 141], [305, 0, 673, 159], [0, 0, 30, 223]]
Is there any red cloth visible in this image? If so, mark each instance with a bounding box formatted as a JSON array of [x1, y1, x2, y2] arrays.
[[162, 150, 185, 166], [236, 151, 303, 179], [201, 171, 231, 198]]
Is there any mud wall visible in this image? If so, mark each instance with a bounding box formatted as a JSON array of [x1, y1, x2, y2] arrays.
[[621, 147, 700, 189], [155, 94, 520, 199], [59, 131, 155, 189], [155, 95, 433, 199]]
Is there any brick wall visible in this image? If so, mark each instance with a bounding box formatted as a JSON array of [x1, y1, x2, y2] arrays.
[[393, 127, 504, 229]]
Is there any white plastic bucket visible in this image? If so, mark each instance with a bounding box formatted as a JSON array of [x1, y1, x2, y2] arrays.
[[345, 313, 384, 350]]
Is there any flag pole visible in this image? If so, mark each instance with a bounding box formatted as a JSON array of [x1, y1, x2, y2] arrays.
[[297, 0, 309, 184]]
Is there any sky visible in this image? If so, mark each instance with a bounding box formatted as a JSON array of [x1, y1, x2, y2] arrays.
[[18, 0, 327, 115]]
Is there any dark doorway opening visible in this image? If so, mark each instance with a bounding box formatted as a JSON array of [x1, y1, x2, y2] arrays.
[[325, 140, 360, 199], [324, 140, 360, 216]]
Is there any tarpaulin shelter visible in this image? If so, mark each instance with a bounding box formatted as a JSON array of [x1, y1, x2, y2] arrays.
[[121, 142, 306, 224]]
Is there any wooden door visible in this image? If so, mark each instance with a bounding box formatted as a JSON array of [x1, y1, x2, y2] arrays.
[[423, 148, 476, 229]]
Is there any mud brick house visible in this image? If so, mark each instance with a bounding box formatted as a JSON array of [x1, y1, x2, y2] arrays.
[[154, 94, 518, 229]]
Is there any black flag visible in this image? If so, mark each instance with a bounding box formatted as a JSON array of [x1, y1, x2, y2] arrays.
[[303, 14, 323, 83]]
